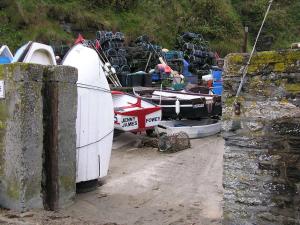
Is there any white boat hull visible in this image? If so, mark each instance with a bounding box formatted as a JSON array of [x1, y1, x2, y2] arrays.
[[13, 42, 57, 65], [63, 44, 114, 183], [158, 119, 221, 139]]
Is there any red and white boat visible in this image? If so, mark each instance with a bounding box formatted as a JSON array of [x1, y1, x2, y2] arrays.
[[112, 91, 162, 132]]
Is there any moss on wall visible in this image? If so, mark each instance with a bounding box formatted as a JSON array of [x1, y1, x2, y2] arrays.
[[225, 50, 300, 76]]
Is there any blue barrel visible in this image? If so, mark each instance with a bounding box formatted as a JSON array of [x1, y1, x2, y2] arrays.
[[212, 86, 223, 95], [213, 81, 223, 87], [212, 70, 222, 81]]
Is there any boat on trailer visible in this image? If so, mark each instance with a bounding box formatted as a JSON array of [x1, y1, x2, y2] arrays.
[[0, 45, 13, 64], [62, 44, 114, 184], [112, 91, 161, 132], [134, 88, 222, 120], [13, 41, 56, 65]]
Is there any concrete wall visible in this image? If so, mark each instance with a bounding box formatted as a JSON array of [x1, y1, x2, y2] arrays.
[[0, 63, 77, 212], [0, 64, 44, 211], [222, 50, 300, 224]]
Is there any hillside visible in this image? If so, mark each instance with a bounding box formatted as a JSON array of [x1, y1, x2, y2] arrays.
[[0, 0, 299, 56]]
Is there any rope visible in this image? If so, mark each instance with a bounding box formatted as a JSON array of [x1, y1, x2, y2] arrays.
[[234, 0, 274, 103], [77, 83, 112, 93], [76, 130, 114, 149], [89, 41, 122, 87]]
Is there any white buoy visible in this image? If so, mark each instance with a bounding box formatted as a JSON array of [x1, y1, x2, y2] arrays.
[[175, 99, 180, 115]]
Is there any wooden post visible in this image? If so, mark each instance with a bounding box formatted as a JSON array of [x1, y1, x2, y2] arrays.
[[242, 26, 248, 53]]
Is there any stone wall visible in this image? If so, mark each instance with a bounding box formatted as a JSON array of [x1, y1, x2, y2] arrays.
[[222, 50, 300, 225], [0, 63, 77, 212]]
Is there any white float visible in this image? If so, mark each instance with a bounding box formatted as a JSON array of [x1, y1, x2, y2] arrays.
[[0, 45, 13, 64], [62, 44, 114, 183], [13, 41, 56, 65]]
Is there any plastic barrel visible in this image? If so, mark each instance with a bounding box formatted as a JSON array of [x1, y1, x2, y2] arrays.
[[212, 86, 223, 95], [212, 70, 222, 81]]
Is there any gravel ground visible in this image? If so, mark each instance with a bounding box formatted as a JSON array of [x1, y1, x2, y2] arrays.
[[0, 133, 224, 225]]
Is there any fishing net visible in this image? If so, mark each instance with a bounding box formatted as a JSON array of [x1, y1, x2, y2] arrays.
[[139, 131, 191, 153], [158, 132, 191, 153]]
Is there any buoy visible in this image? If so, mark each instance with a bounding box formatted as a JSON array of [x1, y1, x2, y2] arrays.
[[175, 99, 180, 115]]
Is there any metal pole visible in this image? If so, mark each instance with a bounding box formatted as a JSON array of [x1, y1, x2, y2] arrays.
[[235, 0, 274, 101]]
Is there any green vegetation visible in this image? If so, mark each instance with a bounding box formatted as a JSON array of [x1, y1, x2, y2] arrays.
[[0, 0, 299, 56]]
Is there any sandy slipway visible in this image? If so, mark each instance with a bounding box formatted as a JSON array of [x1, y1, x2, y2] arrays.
[[0, 133, 224, 225]]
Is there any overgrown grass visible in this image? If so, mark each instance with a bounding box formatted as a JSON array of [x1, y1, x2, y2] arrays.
[[0, 0, 299, 55]]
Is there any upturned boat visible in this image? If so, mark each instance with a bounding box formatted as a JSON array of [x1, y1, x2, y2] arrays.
[[62, 44, 114, 183], [112, 91, 161, 132], [13, 41, 57, 65], [0, 45, 13, 64]]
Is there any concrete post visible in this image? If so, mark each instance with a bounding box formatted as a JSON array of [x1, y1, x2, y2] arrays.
[[42, 66, 78, 210]]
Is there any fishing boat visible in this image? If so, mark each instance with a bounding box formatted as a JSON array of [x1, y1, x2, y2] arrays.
[[62, 44, 114, 183], [13, 41, 56, 65], [158, 119, 221, 139], [0, 45, 13, 64], [134, 88, 222, 120], [112, 91, 161, 132]]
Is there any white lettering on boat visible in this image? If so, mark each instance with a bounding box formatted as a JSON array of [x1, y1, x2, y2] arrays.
[[193, 104, 204, 108]]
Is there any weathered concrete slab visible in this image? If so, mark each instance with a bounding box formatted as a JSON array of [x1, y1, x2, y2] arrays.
[[0, 63, 44, 211]]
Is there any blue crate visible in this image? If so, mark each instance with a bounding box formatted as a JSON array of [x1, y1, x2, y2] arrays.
[[152, 73, 160, 81]]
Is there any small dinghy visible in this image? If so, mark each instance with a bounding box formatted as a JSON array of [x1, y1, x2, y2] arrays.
[[158, 119, 221, 139], [13, 41, 56, 65], [134, 88, 222, 120], [62, 44, 114, 183], [0, 45, 13, 64], [112, 91, 161, 132]]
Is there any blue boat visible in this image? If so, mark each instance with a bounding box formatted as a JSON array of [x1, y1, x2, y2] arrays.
[[0, 45, 13, 64]]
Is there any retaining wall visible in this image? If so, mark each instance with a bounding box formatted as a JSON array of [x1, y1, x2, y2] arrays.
[[222, 50, 300, 224]]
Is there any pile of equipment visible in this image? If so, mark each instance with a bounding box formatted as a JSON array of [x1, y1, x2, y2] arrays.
[[96, 31, 130, 76], [176, 32, 216, 77]]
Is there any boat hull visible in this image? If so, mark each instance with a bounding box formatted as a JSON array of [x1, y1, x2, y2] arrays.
[[63, 44, 114, 183], [158, 119, 221, 138], [112, 91, 161, 132], [134, 89, 222, 120]]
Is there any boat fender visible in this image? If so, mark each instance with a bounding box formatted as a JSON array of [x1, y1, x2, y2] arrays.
[[175, 99, 180, 115], [111, 67, 116, 74], [103, 64, 110, 73]]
